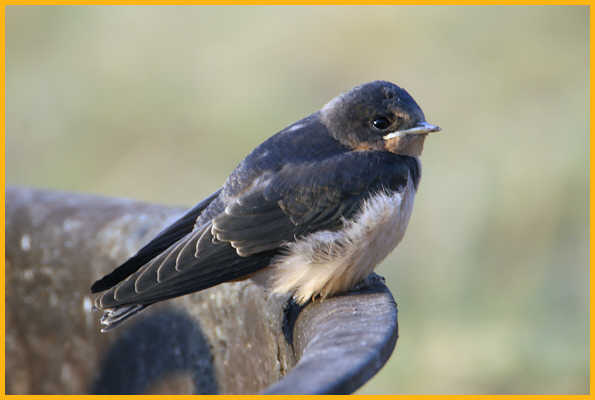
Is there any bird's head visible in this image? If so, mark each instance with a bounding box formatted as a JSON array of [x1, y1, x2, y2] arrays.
[[320, 80, 440, 157]]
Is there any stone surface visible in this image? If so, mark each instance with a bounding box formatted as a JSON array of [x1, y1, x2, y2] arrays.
[[5, 186, 398, 394]]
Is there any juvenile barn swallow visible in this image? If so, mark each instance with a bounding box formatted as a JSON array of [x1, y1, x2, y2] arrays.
[[91, 80, 440, 331]]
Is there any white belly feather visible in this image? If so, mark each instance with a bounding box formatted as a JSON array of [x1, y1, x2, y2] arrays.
[[270, 174, 417, 304]]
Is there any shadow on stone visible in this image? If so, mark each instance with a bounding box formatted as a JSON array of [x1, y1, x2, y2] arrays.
[[91, 308, 217, 394]]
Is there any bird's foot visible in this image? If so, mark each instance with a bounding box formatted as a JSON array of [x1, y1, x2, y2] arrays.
[[351, 273, 386, 292], [282, 297, 307, 344]]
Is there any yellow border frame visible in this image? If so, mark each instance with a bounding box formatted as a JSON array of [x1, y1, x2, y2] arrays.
[[0, 1, 591, 3], [0, 3, 590, 399]]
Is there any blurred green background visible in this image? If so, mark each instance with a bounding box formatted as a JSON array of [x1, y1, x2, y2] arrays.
[[6, 5, 588, 394]]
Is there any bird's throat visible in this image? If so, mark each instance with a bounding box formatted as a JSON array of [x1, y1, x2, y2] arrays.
[[384, 134, 426, 157]]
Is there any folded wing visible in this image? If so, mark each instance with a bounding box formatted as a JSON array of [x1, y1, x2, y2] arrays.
[[94, 152, 414, 312]]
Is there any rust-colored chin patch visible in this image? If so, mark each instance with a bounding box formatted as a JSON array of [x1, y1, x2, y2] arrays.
[[384, 135, 426, 156], [353, 141, 385, 152], [383, 137, 402, 153]]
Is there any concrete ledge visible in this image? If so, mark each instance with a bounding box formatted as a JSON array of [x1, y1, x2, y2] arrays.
[[5, 186, 398, 394]]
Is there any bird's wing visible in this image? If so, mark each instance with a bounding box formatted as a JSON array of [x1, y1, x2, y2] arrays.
[[210, 151, 419, 257], [95, 152, 414, 309], [91, 189, 222, 293], [211, 165, 364, 256]]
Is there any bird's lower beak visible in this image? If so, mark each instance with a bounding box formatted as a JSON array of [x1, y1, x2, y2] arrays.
[[383, 122, 441, 140]]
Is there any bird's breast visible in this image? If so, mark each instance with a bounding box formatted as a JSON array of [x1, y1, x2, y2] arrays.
[[269, 174, 417, 304]]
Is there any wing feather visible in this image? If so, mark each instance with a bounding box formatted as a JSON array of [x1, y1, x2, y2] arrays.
[[91, 189, 221, 293]]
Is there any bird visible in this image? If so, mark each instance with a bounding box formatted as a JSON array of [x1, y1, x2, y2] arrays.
[[91, 80, 441, 332]]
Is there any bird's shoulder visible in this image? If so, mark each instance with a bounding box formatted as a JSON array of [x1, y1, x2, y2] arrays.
[[223, 113, 341, 191]]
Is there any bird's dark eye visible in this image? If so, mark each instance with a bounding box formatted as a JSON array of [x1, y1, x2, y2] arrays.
[[372, 116, 390, 130]]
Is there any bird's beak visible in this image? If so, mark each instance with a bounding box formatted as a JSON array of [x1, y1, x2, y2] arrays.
[[383, 122, 441, 140]]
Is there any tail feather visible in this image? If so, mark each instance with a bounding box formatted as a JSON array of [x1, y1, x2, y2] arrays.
[[98, 304, 148, 332]]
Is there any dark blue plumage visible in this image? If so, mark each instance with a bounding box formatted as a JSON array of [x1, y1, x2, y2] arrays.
[[91, 80, 437, 331]]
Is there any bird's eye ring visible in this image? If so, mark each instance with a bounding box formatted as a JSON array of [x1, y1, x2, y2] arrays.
[[372, 116, 390, 130]]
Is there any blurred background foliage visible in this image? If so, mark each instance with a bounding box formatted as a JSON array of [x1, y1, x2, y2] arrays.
[[6, 5, 588, 394]]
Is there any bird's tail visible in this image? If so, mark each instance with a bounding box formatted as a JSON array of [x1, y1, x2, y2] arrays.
[[96, 304, 149, 332]]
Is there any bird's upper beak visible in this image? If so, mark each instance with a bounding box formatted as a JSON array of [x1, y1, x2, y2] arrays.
[[383, 121, 441, 140]]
